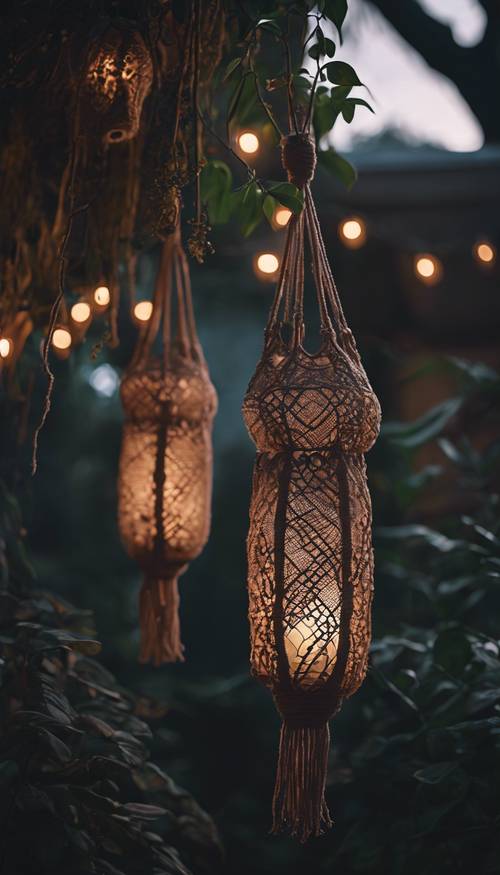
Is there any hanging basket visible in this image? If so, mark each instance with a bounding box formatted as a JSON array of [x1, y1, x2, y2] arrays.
[[243, 134, 381, 841], [118, 227, 217, 664]]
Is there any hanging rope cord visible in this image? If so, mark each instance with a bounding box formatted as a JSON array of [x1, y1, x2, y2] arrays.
[[266, 134, 365, 375], [131, 223, 202, 373]]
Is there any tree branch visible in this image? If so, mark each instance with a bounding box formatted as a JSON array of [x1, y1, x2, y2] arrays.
[[366, 0, 469, 79], [365, 0, 500, 141]]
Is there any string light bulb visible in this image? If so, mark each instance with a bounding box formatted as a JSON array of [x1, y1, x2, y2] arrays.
[[0, 337, 11, 359], [237, 131, 260, 155], [254, 252, 280, 280], [474, 241, 496, 266], [94, 285, 111, 308], [133, 300, 153, 322], [52, 327, 72, 350], [339, 216, 366, 249], [274, 207, 292, 228], [71, 301, 91, 323], [414, 254, 443, 285]]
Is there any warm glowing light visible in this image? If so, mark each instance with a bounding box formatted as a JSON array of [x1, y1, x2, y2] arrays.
[[134, 300, 153, 322], [0, 338, 11, 359], [474, 241, 496, 265], [256, 252, 280, 276], [285, 606, 339, 686], [414, 254, 442, 284], [94, 285, 111, 307], [339, 216, 366, 249], [71, 301, 91, 323], [52, 328, 72, 350], [238, 131, 260, 154], [274, 207, 292, 228]]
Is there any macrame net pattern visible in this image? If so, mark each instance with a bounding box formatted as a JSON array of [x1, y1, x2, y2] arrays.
[[118, 228, 217, 664], [83, 23, 153, 144], [243, 134, 381, 841]]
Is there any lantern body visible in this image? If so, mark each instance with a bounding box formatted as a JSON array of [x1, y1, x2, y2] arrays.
[[244, 337, 379, 701], [83, 24, 153, 144], [243, 136, 380, 841], [118, 353, 217, 664]]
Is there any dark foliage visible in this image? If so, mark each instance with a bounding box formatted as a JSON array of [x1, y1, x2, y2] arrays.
[[0, 480, 223, 875]]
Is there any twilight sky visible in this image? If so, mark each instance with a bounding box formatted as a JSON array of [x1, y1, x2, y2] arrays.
[[327, 0, 486, 152]]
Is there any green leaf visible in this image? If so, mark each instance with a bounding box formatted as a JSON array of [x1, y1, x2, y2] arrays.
[[414, 761, 459, 784], [227, 76, 245, 132], [0, 760, 19, 785], [223, 57, 242, 82], [375, 524, 472, 554], [324, 38, 336, 58], [232, 182, 264, 237], [267, 182, 303, 214], [341, 100, 355, 123], [382, 397, 463, 448], [38, 628, 101, 655], [317, 149, 357, 189], [256, 18, 282, 35], [262, 194, 278, 225], [331, 85, 353, 103], [326, 61, 362, 86], [434, 626, 473, 676], [325, 0, 348, 41], [313, 92, 337, 142], [200, 160, 233, 224], [347, 96, 375, 113]]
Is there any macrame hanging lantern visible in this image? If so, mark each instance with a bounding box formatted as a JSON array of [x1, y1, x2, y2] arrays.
[[118, 227, 217, 664], [82, 22, 153, 144], [243, 134, 381, 841]]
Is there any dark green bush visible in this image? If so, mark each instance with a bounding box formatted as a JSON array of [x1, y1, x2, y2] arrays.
[[0, 481, 222, 875]]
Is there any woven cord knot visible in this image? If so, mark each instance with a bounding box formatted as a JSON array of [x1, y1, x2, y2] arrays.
[[281, 134, 317, 189]]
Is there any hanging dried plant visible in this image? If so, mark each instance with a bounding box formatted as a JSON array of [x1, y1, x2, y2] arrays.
[[118, 225, 217, 664], [243, 134, 381, 840]]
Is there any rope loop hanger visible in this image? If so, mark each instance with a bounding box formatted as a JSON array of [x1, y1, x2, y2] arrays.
[[118, 220, 217, 665], [243, 129, 381, 840], [266, 133, 363, 373], [131, 220, 204, 374]]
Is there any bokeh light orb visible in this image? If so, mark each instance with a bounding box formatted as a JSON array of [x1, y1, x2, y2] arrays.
[[94, 285, 111, 307], [414, 254, 443, 285], [52, 327, 72, 350], [339, 216, 366, 249], [255, 252, 280, 278], [0, 337, 11, 359], [134, 301, 153, 322], [71, 301, 91, 323], [238, 131, 260, 154]]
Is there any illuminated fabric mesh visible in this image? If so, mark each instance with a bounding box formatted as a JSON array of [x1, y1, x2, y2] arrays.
[[118, 230, 217, 664], [83, 23, 153, 143], [243, 134, 381, 841]]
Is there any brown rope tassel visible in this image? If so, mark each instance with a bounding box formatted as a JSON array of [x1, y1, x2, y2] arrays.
[[139, 576, 185, 665], [272, 723, 333, 842]]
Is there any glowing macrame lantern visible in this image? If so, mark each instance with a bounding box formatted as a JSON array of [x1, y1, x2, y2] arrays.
[[243, 135, 381, 840], [118, 229, 217, 664], [83, 23, 153, 144]]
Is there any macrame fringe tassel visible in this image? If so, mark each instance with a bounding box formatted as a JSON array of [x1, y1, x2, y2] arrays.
[[139, 576, 185, 665], [272, 722, 333, 842]]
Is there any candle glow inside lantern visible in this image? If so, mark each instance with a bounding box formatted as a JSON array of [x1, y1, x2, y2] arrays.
[[118, 229, 217, 664], [243, 134, 381, 841]]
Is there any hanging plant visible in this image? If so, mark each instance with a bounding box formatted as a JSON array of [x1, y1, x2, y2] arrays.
[[118, 224, 217, 664], [243, 132, 381, 840]]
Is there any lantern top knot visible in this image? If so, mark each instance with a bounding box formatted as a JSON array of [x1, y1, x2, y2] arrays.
[[281, 134, 317, 189]]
